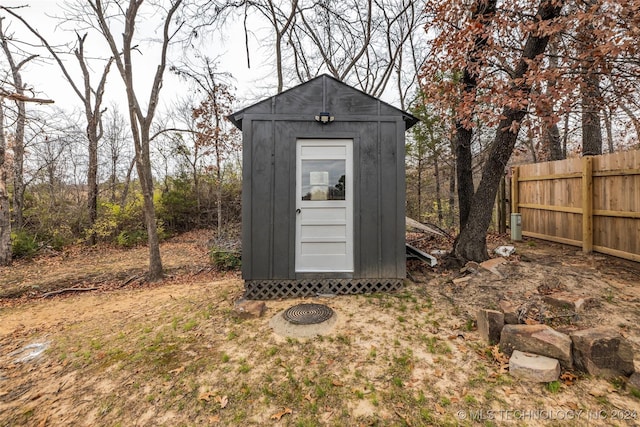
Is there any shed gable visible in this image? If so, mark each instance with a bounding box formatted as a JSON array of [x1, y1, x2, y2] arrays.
[[229, 74, 418, 130]]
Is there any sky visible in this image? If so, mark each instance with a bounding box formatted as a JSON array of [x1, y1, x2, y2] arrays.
[[1, 0, 272, 116]]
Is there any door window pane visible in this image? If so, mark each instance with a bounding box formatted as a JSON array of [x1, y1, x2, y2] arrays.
[[301, 160, 346, 201]]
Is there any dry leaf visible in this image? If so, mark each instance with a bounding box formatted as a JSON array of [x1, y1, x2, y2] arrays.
[[566, 401, 579, 410], [304, 393, 316, 403], [491, 345, 509, 364], [215, 395, 228, 408], [270, 407, 292, 420], [460, 387, 468, 398], [198, 391, 214, 402], [208, 414, 220, 423], [435, 403, 446, 414], [434, 369, 443, 378], [332, 379, 344, 387], [560, 372, 577, 386]]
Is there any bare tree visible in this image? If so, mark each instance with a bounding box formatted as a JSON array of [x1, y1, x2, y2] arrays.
[[2, 7, 115, 244], [1, 16, 52, 264], [0, 92, 9, 265], [172, 57, 238, 234], [0, 15, 38, 232], [264, 0, 298, 94], [452, 0, 563, 262], [292, 0, 423, 100], [85, 0, 184, 280], [192, 0, 425, 104]]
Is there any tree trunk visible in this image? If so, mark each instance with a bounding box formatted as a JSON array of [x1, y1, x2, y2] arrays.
[[0, 19, 28, 231], [416, 155, 422, 220], [562, 112, 570, 158], [579, 0, 603, 157], [433, 152, 443, 225], [454, 0, 497, 229], [12, 119, 25, 230], [0, 101, 11, 265], [8, 80, 26, 231], [581, 70, 603, 156], [543, 122, 563, 160], [456, 125, 475, 228], [453, 0, 563, 262], [119, 157, 136, 209], [137, 135, 163, 280], [216, 150, 223, 236], [540, 36, 564, 161], [87, 119, 99, 245], [603, 107, 614, 153], [448, 159, 456, 227]]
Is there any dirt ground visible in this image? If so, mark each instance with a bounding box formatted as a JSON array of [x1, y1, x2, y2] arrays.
[[1, 231, 640, 426]]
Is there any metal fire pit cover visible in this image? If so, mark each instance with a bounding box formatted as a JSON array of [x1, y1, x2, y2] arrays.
[[283, 303, 334, 325]]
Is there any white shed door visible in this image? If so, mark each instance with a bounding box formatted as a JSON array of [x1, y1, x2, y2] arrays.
[[296, 139, 353, 272]]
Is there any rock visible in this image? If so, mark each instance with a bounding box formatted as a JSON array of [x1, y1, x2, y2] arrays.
[[542, 292, 599, 313], [509, 350, 561, 383], [234, 300, 266, 319], [629, 372, 640, 390], [477, 309, 504, 344], [494, 246, 516, 257], [570, 327, 635, 378], [479, 257, 507, 278], [499, 300, 519, 324], [500, 324, 573, 369]]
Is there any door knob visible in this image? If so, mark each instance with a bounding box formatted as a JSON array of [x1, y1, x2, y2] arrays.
[[296, 208, 301, 214]]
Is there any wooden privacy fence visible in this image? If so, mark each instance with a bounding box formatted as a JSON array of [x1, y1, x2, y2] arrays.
[[511, 150, 640, 262]]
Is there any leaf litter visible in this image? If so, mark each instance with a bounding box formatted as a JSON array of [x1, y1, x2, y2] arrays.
[[1, 232, 640, 425]]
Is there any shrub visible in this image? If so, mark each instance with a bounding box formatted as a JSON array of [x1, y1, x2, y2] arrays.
[[157, 177, 198, 233], [88, 194, 165, 247], [209, 248, 241, 270], [11, 230, 39, 258]]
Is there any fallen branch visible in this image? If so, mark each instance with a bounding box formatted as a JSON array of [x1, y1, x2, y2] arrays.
[[194, 266, 214, 275], [118, 274, 144, 288], [41, 287, 98, 298]]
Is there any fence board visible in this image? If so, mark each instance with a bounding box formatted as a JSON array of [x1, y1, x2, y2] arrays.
[[512, 150, 640, 263]]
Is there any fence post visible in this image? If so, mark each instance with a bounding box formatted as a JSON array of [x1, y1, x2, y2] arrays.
[[498, 175, 506, 234], [582, 156, 593, 253]]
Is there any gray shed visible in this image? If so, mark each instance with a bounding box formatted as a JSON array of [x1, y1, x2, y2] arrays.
[[229, 74, 418, 299]]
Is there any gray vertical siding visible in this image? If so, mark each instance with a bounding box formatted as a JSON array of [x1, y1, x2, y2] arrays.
[[232, 75, 417, 283], [380, 121, 400, 278], [272, 121, 294, 279], [247, 120, 273, 279]]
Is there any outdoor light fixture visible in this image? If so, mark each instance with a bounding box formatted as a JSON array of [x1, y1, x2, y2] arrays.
[[315, 112, 334, 124]]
